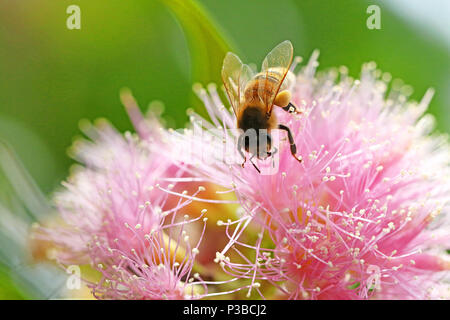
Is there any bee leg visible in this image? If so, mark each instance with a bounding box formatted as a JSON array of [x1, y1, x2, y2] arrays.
[[237, 133, 246, 168], [282, 102, 300, 114], [270, 147, 278, 157], [272, 147, 278, 168], [248, 155, 261, 173], [278, 124, 303, 163], [237, 133, 261, 173], [241, 156, 246, 168], [269, 147, 278, 168]]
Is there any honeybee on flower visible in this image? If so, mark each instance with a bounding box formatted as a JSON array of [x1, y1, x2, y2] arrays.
[[222, 40, 303, 173], [30, 41, 450, 300], [165, 43, 450, 299]]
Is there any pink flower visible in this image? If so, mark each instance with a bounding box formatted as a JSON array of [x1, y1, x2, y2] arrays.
[[34, 93, 210, 299], [164, 52, 450, 299], [32, 48, 450, 300]]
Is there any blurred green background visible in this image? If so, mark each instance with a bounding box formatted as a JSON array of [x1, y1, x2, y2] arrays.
[[0, 0, 449, 298], [0, 0, 449, 194]]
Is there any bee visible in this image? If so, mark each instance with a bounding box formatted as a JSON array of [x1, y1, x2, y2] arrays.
[[221, 40, 302, 173]]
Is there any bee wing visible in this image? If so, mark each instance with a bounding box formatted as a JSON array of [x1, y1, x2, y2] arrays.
[[221, 52, 254, 117], [258, 40, 294, 116]]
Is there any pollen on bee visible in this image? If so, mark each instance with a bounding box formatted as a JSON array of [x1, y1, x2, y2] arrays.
[[274, 90, 292, 107]]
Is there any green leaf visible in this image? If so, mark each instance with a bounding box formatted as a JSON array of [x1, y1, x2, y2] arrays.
[[0, 140, 65, 299], [0, 265, 26, 300], [0, 139, 52, 222], [160, 0, 237, 85]]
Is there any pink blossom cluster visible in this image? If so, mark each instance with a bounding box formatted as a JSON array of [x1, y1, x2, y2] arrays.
[[35, 107, 210, 299], [35, 53, 450, 300]]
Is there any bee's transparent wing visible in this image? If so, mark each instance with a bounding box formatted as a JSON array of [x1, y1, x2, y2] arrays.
[[258, 40, 294, 116], [221, 52, 254, 117]]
